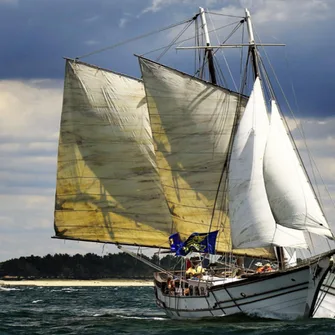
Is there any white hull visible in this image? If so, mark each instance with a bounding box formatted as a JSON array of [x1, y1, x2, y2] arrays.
[[313, 270, 335, 319], [154, 256, 332, 320]]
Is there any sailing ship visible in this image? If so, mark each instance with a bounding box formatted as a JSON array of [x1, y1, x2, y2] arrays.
[[53, 7, 335, 320]]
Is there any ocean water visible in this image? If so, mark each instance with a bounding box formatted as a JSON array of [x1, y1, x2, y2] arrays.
[[0, 285, 334, 335]]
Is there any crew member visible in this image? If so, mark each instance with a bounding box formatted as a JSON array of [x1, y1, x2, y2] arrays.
[[255, 262, 264, 273], [263, 263, 273, 272]]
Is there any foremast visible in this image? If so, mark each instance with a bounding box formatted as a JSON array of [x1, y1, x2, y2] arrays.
[[199, 7, 217, 84]]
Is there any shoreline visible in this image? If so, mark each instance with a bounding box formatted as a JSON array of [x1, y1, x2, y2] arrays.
[[0, 279, 154, 287]]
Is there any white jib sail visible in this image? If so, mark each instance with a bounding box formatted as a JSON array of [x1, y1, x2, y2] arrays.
[[264, 100, 333, 238], [228, 78, 307, 249]]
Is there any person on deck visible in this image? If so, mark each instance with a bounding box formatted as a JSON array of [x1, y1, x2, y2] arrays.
[[255, 262, 264, 273], [186, 262, 205, 279], [194, 264, 205, 277], [186, 258, 192, 270], [263, 263, 273, 272], [186, 264, 196, 278], [167, 277, 175, 294]]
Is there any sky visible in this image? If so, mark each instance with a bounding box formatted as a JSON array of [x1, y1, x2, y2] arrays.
[[0, 0, 334, 262]]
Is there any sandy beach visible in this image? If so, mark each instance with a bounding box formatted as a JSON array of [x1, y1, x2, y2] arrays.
[[0, 279, 154, 287]]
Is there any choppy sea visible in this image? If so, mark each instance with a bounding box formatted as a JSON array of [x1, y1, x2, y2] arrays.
[[0, 285, 334, 335]]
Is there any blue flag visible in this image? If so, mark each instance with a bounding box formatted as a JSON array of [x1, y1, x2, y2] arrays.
[[173, 231, 219, 256], [169, 232, 182, 252]]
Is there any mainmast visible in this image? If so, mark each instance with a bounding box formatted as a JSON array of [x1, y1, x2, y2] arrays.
[[199, 7, 217, 84], [245, 9, 286, 270], [245, 9, 259, 79]]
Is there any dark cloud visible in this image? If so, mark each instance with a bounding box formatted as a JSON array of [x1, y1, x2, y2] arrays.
[[0, 0, 189, 79], [0, 1, 334, 111]]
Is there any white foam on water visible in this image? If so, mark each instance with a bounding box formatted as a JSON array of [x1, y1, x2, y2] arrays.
[[118, 315, 147, 320], [117, 314, 167, 321], [0, 287, 21, 291], [246, 308, 296, 321], [61, 288, 80, 292]]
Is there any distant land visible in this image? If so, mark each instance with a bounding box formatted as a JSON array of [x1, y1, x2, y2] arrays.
[[0, 253, 177, 280]]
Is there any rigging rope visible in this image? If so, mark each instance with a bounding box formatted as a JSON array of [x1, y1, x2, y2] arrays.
[[118, 245, 167, 273], [179, 20, 243, 81], [75, 17, 197, 59], [156, 20, 194, 62], [283, 52, 335, 221], [283, 49, 324, 206], [208, 13, 243, 91], [313, 266, 335, 316], [141, 21, 239, 58], [239, 20, 245, 91], [194, 18, 199, 76], [206, 11, 244, 19]]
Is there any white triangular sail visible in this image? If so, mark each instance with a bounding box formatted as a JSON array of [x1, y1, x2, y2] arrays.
[[228, 78, 307, 249], [264, 100, 333, 238]]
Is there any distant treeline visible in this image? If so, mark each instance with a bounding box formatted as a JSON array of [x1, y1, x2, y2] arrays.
[[0, 253, 178, 280]]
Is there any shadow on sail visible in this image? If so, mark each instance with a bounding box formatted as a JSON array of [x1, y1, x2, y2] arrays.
[[54, 59, 172, 247]]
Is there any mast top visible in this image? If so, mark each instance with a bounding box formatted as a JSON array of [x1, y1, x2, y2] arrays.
[[199, 7, 211, 47], [198, 6, 217, 84], [245, 8, 255, 45], [245, 8, 259, 79]]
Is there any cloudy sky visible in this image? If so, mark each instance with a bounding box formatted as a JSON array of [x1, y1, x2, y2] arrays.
[[0, 0, 334, 262]]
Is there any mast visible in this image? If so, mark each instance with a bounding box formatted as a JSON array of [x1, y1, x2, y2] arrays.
[[245, 8, 285, 269], [245, 9, 259, 79], [199, 7, 217, 84]]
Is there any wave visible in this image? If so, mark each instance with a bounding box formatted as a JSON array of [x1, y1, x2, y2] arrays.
[[86, 307, 167, 321], [117, 314, 167, 321], [48, 288, 81, 293], [0, 287, 21, 291], [61, 288, 80, 292]]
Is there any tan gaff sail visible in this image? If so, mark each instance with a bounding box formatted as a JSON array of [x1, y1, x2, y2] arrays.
[[139, 57, 274, 259], [54, 59, 173, 247]]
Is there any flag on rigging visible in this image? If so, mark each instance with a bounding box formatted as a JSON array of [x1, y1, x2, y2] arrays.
[[169, 231, 219, 256], [169, 232, 182, 253]]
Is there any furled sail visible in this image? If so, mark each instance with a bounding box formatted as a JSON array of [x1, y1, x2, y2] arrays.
[[54, 59, 173, 247], [264, 101, 333, 238], [139, 57, 274, 258], [228, 78, 307, 249]]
